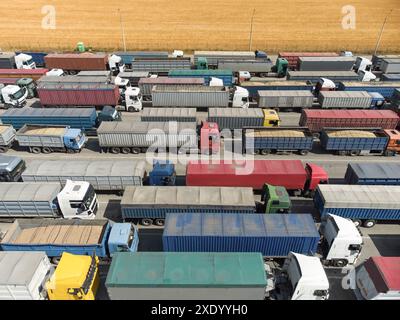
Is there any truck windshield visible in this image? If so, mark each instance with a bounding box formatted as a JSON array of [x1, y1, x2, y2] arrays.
[[11, 88, 25, 100], [83, 185, 95, 210]]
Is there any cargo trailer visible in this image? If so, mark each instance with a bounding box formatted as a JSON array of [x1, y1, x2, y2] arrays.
[[278, 52, 339, 70], [0, 219, 138, 260], [319, 128, 399, 156], [163, 213, 320, 258], [120, 186, 255, 225], [380, 59, 400, 74], [256, 90, 314, 111], [298, 57, 356, 71], [37, 75, 110, 85], [0, 251, 53, 300], [372, 54, 400, 71], [185, 160, 328, 196], [77, 70, 112, 79], [217, 59, 274, 74], [16, 124, 86, 154], [207, 108, 267, 129], [0, 69, 49, 81], [287, 71, 359, 82], [317, 91, 384, 109], [0, 53, 16, 69], [345, 162, 400, 185], [116, 71, 150, 86], [381, 74, 400, 82], [44, 53, 109, 73], [0, 124, 16, 153], [338, 81, 399, 100], [113, 51, 168, 67], [194, 51, 256, 68], [106, 252, 267, 300], [299, 109, 399, 134], [21, 159, 146, 193], [0, 181, 97, 219], [242, 127, 314, 155], [168, 69, 233, 86], [140, 108, 196, 122], [314, 184, 400, 227], [138, 77, 204, 100], [241, 81, 314, 98], [16, 52, 47, 67], [131, 57, 191, 74]]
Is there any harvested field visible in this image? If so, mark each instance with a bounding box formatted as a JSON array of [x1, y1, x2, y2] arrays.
[[0, 0, 399, 52]]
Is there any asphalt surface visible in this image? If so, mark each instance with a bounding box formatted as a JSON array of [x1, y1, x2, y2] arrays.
[[1, 106, 400, 300]]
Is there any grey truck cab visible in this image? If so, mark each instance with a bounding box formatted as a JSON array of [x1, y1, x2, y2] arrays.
[[0, 155, 25, 182]]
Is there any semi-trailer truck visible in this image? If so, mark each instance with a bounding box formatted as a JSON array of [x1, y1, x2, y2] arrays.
[[1, 84, 28, 108], [0, 219, 138, 262], [218, 58, 289, 78], [338, 81, 400, 100], [278, 52, 339, 70], [113, 51, 168, 68], [0, 124, 16, 153], [16, 51, 47, 67], [0, 77, 36, 98], [297, 57, 356, 71], [15, 124, 86, 154], [0, 181, 97, 219], [131, 57, 192, 74], [241, 81, 314, 99], [317, 91, 385, 109], [256, 90, 314, 112], [194, 51, 257, 68], [345, 162, 400, 185], [0, 52, 36, 69], [141, 107, 197, 122]]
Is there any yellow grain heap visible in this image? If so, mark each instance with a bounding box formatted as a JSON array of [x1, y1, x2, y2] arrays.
[[247, 130, 306, 138], [23, 127, 66, 136], [327, 130, 376, 138], [0, 125, 10, 134]]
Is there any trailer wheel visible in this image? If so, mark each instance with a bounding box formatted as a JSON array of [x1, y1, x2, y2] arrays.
[[42, 147, 52, 154], [31, 147, 41, 154], [0, 147, 8, 153], [127, 107, 137, 112], [352, 219, 362, 227], [141, 218, 153, 226], [299, 149, 309, 156], [312, 133, 320, 139], [51, 257, 62, 265], [111, 147, 120, 154], [132, 147, 141, 154], [154, 219, 165, 226], [260, 149, 271, 155], [363, 220, 376, 228], [121, 147, 131, 154], [338, 151, 346, 156], [334, 259, 348, 268], [384, 150, 396, 157], [69, 70, 77, 75], [349, 150, 360, 156]]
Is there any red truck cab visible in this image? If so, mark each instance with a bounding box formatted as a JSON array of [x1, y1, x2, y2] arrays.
[[304, 163, 329, 194], [200, 121, 220, 154]]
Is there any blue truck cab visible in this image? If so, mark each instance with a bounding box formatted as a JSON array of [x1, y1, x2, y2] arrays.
[[149, 160, 176, 186], [369, 92, 385, 108], [98, 106, 122, 123], [63, 128, 86, 151], [108, 223, 139, 256]]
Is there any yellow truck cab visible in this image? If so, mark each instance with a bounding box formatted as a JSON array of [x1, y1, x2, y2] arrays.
[[263, 109, 280, 127], [46, 252, 100, 300]]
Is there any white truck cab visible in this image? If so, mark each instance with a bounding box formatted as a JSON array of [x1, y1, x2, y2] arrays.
[[358, 70, 377, 82], [354, 57, 372, 72], [209, 77, 224, 86], [1, 85, 28, 108], [232, 86, 250, 108], [15, 53, 36, 69], [56, 180, 97, 219], [46, 69, 65, 76], [319, 214, 363, 267], [119, 87, 143, 112], [114, 76, 130, 93], [172, 50, 184, 58], [108, 54, 126, 74]]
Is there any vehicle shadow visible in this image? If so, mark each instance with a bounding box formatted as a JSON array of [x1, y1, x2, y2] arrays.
[[369, 234, 400, 256], [138, 228, 163, 251], [102, 199, 122, 222]]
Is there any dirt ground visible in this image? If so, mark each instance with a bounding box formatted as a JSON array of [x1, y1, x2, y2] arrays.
[[0, 0, 399, 52]]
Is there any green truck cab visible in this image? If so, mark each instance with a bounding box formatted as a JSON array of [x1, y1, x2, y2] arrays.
[[260, 184, 291, 213]]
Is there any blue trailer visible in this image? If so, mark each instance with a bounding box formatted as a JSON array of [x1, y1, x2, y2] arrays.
[[242, 127, 314, 155], [168, 69, 233, 86], [16, 52, 47, 67], [241, 81, 314, 98], [314, 184, 400, 227], [320, 128, 391, 156], [0, 219, 138, 260], [120, 186, 256, 226], [163, 212, 320, 257], [345, 162, 400, 185], [338, 81, 399, 100], [0, 106, 120, 135]]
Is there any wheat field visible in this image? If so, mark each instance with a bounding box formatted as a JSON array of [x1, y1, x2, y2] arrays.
[[0, 0, 399, 53]]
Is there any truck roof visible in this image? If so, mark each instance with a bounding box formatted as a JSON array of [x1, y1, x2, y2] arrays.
[[299, 56, 355, 62], [0, 251, 48, 285], [326, 214, 362, 240], [106, 252, 266, 287], [0, 155, 23, 172], [364, 257, 400, 292], [37, 82, 116, 90], [45, 53, 107, 59], [0, 182, 60, 202], [291, 252, 329, 288], [0, 68, 49, 75], [339, 81, 400, 87]]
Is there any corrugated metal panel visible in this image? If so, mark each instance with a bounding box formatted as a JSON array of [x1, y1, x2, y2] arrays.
[[345, 163, 400, 185], [318, 91, 372, 109], [194, 51, 256, 66], [168, 69, 233, 86], [380, 59, 400, 74], [16, 125, 66, 148], [372, 55, 400, 70], [208, 108, 264, 129], [37, 76, 109, 84], [141, 108, 196, 122], [163, 213, 319, 257], [287, 71, 359, 81], [298, 57, 355, 71], [278, 52, 339, 68], [131, 58, 191, 73], [257, 90, 314, 109], [0, 125, 16, 146], [338, 81, 399, 99], [0, 69, 49, 81], [218, 60, 273, 72], [139, 77, 204, 96], [44, 53, 108, 71]]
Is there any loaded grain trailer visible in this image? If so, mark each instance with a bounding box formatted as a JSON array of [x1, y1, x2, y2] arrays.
[[242, 127, 314, 155], [0, 219, 138, 260], [298, 57, 356, 71], [37, 83, 120, 107], [0, 181, 98, 219], [44, 53, 109, 73], [217, 59, 274, 75], [163, 213, 320, 258], [21, 159, 146, 193], [278, 52, 339, 70], [15, 124, 86, 154], [106, 252, 267, 300], [372, 54, 400, 70], [207, 108, 272, 129], [0, 69, 49, 81], [380, 59, 400, 74], [0, 124, 16, 153], [314, 184, 400, 227], [168, 69, 233, 86], [256, 90, 314, 112], [381, 74, 400, 82], [338, 81, 400, 99], [138, 77, 204, 100], [140, 108, 196, 122], [287, 71, 359, 82], [185, 160, 328, 196], [345, 162, 400, 185], [299, 109, 399, 134], [319, 128, 400, 156], [194, 51, 256, 68], [113, 51, 168, 67], [241, 81, 314, 99], [16, 51, 47, 67], [317, 91, 384, 109], [0, 251, 53, 300], [131, 57, 191, 74], [120, 186, 255, 225]]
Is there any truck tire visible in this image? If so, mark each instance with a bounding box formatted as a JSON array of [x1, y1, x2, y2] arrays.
[[127, 106, 137, 112], [384, 150, 396, 157], [352, 219, 362, 227], [141, 218, 153, 226], [111, 147, 120, 154], [337, 150, 346, 156], [363, 220, 376, 228], [132, 147, 141, 154], [42, 147, 52, 154], [349, 150, 360, 156], [299, 149, 309, 156], [51, 256, 62, 265], [260, 149, 271, 155], [121, 147, 131, 154], [154, 219, 165, 226], [31, 147, 41, 154], [334, 259, 348, 268], [69, 70, 77, 75], [0, 146, 8, 153]]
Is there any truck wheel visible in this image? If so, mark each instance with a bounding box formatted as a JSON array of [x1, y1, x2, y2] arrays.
[[69, 70, 77, 75], [154, 219, 165, 226], [338, 151, 346, 156], [384, 150, 396, 157], [334, 259, 348, 268], [0, 147, 8, 153], [363, 220, 376, 228], [31, 147, 41, 154], [51, 257, 61, 265], [141, 218, 153, 226], [127, 107, 138, 112], [42, 147, 52, 154], [132, 147, 141, 154], [299, 150, 309, 156], [260, 149, 271, 155], [111, 147, 120, 154], [349, 150, 360, 156], [121, 147, 130, 154], [352, 219, 362, 227]]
